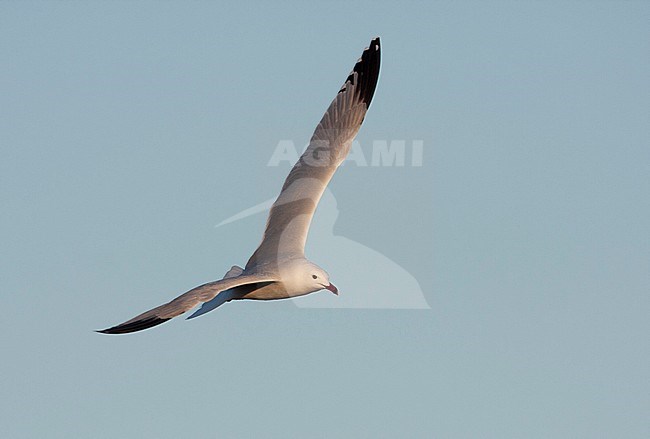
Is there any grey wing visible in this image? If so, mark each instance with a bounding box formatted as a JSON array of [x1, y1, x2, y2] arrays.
[[246, 37, 381, 269], [185, 265, 246, 320], [97, 273, 277, 334]]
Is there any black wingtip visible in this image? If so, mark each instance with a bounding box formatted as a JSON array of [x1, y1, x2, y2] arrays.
[[339, 37, 381, 107], [96, 316, 170, 335]]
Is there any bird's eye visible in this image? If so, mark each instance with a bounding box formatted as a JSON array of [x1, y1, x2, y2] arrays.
[[312, 274, 318, 279]]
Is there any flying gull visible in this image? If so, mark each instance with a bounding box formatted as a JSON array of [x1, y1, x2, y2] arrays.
[[98, 37, 381, 334]]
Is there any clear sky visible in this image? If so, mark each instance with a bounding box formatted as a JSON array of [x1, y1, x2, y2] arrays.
[[1, 1, 648, 438]]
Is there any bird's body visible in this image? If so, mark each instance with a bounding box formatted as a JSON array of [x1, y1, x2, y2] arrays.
[[99, 37, 381, 334], [237, 260, 333, 300]]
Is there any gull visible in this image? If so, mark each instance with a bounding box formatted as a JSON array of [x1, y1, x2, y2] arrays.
[[98, 37, 381, 334]]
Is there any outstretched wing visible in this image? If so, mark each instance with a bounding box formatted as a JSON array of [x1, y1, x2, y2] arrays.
[[185, 265, 246, 320], [246, 37, 381, 269], [97, 274, 277, 334]]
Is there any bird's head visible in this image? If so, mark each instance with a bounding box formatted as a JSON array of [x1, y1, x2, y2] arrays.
[[308, 264, 338, 295], [283, 259, 338, 296]]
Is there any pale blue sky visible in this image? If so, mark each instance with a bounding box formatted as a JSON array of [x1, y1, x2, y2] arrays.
[[1, 1, 648, 438]]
